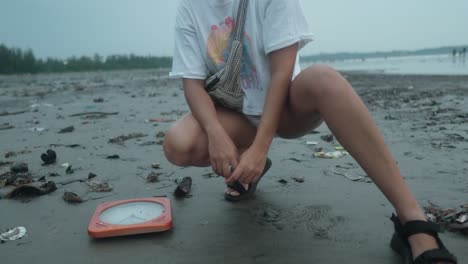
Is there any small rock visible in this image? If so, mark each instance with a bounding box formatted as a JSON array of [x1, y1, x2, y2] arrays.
[[10, 162, 28, 174], [320, 134, 334, 142], [58, 126, 74, 133], [292, 176, 305, 183]]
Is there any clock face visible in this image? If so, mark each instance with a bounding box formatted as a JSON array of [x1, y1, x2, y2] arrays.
[[99, 201, 165, 225]]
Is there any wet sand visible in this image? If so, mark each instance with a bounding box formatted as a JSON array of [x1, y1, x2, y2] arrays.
[[1, 70, 467, 263]]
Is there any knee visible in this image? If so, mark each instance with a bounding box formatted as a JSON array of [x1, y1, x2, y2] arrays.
[[300, 64, 345, 97], [163, 126, 197, 166]]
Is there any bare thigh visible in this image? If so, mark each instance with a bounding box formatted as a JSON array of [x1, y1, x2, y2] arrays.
[[163, 107, 257, 167], [277, 69, 324, 139]]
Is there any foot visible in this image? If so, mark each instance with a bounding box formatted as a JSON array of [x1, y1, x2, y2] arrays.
[[408, 234, 452, 264]]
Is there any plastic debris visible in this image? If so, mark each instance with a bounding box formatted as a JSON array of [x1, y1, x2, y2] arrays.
[[0, 227, 27, 242], [313, 150, 349, 159], [29, 127, 47, 132], [424, 203, 468, 235], [335, 146, 345, 151], [41, 149, 57, 165], [292, 176, 305, 183], [174, 177, 192, 197], [305, 141, 318, 145]]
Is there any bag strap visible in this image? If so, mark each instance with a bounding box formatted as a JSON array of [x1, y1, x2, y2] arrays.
[[234, 0, 249, 41]]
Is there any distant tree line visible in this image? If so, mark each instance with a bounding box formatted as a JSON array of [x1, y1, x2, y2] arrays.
[[0, 43, 172, 74]]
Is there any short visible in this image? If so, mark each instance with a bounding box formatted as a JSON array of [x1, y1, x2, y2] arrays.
[[244, 114, 324, 137], [245, 115, 262, 127]]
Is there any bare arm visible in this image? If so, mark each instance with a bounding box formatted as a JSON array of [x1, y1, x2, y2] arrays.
[[183, 78, 239, 177]]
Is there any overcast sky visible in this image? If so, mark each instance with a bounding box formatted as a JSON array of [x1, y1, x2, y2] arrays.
[[1, 0, 467, 59]]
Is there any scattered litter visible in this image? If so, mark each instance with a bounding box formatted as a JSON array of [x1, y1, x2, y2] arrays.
[[320, 134, 334, 142], [156, 131, 165, 138], [174, 177, 192, 198], [314, 150, 349, 159], [61, 163, 70, 168], [424, 203, 468, 235], [41, 149, 57, 165], [330, 168, 364, 181], [93, 97, 104, 103], [4, 181, 57, 200], [146, 172, 162, 183], [0, 123, 14, 130], [87, 180, 112, 192], [151, 163, 161, 169], [0, 227, 27, 242], [278, 179, 288, 184], [29, 127, 47, 132], [65, 165, 74, 174], [305, 141, 318, 145], [109, 132, 147, 144], [63, 192, 83, 204], [138, 141, 158, 146], [292, 176, 305, 183], [10, 162, 28, 174], [335, 146, 345, 151], [58, 126, 74, 133], [282, 158, 304, 163], [1, 172, 34, 186], [30, 103, 53, 108], [106, 155, 120, 160], [144, 118, 175, 123], [69, 112, 118, 119]]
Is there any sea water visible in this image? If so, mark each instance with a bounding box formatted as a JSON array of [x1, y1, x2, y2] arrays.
[[302, 54, 468, 76]]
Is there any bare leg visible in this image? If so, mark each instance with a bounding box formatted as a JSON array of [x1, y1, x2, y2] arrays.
[[277, 64, 444, 261]]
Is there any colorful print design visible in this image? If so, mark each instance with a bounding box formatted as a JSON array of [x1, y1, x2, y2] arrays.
[[207, 16, 259, 90]]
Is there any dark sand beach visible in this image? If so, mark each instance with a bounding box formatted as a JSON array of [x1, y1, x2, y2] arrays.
[[1, 69, 467, 263]]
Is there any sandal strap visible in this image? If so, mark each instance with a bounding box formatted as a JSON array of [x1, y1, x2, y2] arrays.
[[228, 181, 248, 194], [413, 248, 458, 264], [390, 214, 440, 238]]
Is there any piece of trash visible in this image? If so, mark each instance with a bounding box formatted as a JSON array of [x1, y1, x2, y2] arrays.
[[146, 172, 162, 183], [10, 162, 28, 174], [314, 150, 349, 159], [456, 214, 468, 224], [0, 227, 27, 242], [88, 173, 97, 180], [109, 132, 147, 144], [58, 126, 74, 133], [329, 168, 364, 181], [63, 192, 83, 204], [305, 141, 318, 145], [93, 97, 104, 103], [1, 171, 34, 186], [278, 179, 288, 184], [61, 163, 70, 168], [145, 118, 175, 123], [4, 181, 57, 199], [156, 131, 165, 138], [41, 149, 57, 165], [174, 177, 192, 197], [29, 127, 47, 132], [66, 165, 74, 174], [320, 134, 334, 142], [335, 146, 345, 151], [292, 176, 305, 183], [151, 163, 161, 169], [106, 155, 120, 160], [87, 181, 112, 192]]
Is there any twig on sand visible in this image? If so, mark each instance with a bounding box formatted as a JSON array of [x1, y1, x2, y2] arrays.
[[330, 168, 363, 181], [0, 110, 29, 117], [57, 178, 87, 186], [69, 112, 119, 117]]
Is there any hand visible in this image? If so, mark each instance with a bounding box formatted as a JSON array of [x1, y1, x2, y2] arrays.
[[226, 145, 267, 185], [207, 127, 239, 179]]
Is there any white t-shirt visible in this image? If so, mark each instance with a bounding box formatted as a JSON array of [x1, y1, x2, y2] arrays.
[[170, 0, 314, 115]]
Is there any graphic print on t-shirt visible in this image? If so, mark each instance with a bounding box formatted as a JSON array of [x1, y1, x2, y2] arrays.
[[206, 16, 259, 90]]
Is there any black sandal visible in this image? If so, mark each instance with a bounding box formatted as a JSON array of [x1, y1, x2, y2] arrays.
[[224, 158, 272, 202], [390, 214, 457, 264]]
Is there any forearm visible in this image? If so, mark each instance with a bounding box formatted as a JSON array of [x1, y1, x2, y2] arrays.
[[183, 79, 223, 136]]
